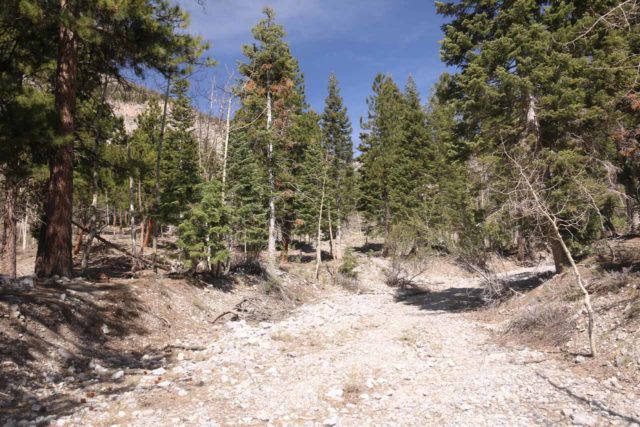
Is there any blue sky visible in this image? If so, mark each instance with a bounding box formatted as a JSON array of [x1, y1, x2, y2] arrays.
[[177, 0, 450, 147]]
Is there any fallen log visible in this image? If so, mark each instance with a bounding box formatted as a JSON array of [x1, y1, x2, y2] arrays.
[[72, 220, 170, 272]]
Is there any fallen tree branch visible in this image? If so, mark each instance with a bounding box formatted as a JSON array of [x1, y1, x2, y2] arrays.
[[210, 310, 237, 324], [72, 220, 170, 272]]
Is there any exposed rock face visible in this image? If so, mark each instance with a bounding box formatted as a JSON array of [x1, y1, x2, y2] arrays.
[[109, 83, 225, 155]]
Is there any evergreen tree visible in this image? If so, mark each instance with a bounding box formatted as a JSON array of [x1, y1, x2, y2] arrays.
[[436, 0, 637, 269], [2, 0, 210, 277], [177, 178, 230, 274], [236, 7, 307, 268], [358, 74, 406, 240], [160, 79, 201, 225], [320, 73, 355, 240], [226, 129, 269, 254], [296, 112, 327, 238]]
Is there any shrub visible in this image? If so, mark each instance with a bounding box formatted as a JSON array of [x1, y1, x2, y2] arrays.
[[338, 249, 358, 279]]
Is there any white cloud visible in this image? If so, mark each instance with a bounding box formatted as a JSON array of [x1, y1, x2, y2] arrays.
[[181, 0, 394, 52]]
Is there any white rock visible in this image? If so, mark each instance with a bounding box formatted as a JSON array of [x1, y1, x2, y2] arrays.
[[57, 348, 72, 360], [571, 412, 597, 426], [93, 364, 109, 375], [157, 380, 172, 388], [323, 415, 340, 426], [325, 387, 344, 401], [151, 367, 166, 376], [266, 367, 278, 376], [177, 353, 185, 361], [111, 370, 124, 380], [101, 324, 110, 335]]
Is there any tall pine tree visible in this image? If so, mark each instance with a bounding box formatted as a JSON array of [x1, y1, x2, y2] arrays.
[[320, 73, 355, 242]]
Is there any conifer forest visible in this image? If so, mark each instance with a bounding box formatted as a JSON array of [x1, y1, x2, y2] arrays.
[[1, 1, 640, 426]]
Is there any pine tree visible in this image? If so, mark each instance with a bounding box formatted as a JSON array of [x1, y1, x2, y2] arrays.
[[296, 112, 327, 238], [177, 178, 230, 274], [320, 73, 355, 241], [358, 74, 406, 241], [160, 79, 201, 226], [226, 129, 269, 255], [436, 0, 637, 269], [236, 7, 307, 269], [2, 0, 210, 277]]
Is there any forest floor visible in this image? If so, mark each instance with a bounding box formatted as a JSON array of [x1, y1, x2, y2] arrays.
[[1, 234, 640, 426]]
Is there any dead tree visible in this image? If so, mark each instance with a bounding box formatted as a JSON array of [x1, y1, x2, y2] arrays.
[[504, 148, 597, 356]]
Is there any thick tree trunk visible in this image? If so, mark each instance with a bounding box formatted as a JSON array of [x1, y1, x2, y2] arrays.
[[1, 179, 18, 279], [37, 4, 77, 277], [550, 235, 571, 274]]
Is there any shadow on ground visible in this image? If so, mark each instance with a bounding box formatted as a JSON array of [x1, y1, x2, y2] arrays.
[[0, 276, 167, 424], [394, 269, 553, 313], [537, 372, 640, 425]]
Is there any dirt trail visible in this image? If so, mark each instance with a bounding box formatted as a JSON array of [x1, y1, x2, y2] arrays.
[[37, 258, 638, 426], [8, 254, 640, 427]]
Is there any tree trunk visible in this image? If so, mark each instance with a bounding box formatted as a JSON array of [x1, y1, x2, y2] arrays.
[[550, 235, 571, 274], [1, 178, 18, 279], [221, 98, 232, 197], [327, 202, 337, 261], [153, 74, 171, 272], [139, 217, 146, 254], [21, 212, 28, 252], [36, 2, 77, 277], [81, 77, 108, 273], [73, 226, 85, 255], [128, 141, 141, 271], [517, 229, 526, 263], [315, 175, 327, 279], [266, 91, 277, 271], [143, 218, 152, 251]]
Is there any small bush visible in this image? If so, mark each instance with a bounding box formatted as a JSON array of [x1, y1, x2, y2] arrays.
[[338, 249, 358, 279], [506, 303, 577, 347]]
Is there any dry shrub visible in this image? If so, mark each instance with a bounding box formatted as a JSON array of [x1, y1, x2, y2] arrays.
[[506, 302, 577, 347], [335, 273, 360, 292], [343, 371, 365, 403], [384, 257, 429, 288], [590, 269, 633, 295]]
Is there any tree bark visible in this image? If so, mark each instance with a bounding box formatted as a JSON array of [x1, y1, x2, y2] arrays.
[[517, 229, 526, 263], [36, 1, 77, 277], [266, 91, 277, 271], [73, 226, 85, 255], [550, 235, 571, 274], [327, 202, 337, 261], [221, 98, 232, 197], [315, 175, 327, 279], [1, 178, 18, 279], [128, 142, 141, 271], [152, 74, 171, 272], [21, 212, 28, 252]]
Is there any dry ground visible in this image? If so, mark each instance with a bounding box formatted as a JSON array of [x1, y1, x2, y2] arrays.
[[1, 234, 640, 426]]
